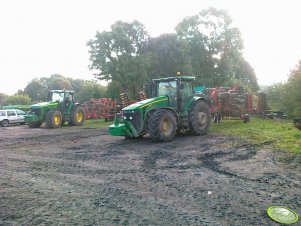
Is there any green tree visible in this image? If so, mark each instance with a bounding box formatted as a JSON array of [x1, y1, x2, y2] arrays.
[[68, 78, 84, 93], [75, 81, 107, 103], [48, 74, 73, 90], [4, 94, 31, 105], [235, 59, 259, 91], [176, 7, 257, 89], [106, 81, 122, 100], [24, 75, 88, 102], [147, 33, 192, 78], [176, 14, 214, 86], [268, 61, 301, 118], [0, 93, 7, 107], [87, 20, 149, 98], [286, 62, 301, 117], [24, 79, 47, 102]]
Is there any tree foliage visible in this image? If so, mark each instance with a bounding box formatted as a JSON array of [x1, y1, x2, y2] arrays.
[[147, 33, 192, 78], [87, 9, 258, 99], [24, 79, 48, 102], [268, 61, 301, 118], [176, 8, 258, 90], [22, 74, 106, 104], [49, 74, 72, 90], [4, 94, 31, 105], [87, 20, 149, 98], [75, 81, 106, 103], [236, 59, 259, 91]]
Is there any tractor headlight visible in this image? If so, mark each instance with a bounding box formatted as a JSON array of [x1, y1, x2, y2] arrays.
[[122, 110, 135, 121], [122, 110, 140, 130]]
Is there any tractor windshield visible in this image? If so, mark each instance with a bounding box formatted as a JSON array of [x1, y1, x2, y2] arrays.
[[51, 92, 64, 102], [158, 81, 177, 98]]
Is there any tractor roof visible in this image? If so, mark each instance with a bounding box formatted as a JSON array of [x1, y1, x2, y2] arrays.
[[152, 76, 195, 82]]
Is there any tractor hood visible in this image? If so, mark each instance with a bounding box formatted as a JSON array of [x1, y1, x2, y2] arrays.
[[123, 96, 168, 111], [30, 101, 59, 109]]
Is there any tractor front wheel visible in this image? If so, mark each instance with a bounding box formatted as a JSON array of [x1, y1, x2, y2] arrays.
[[148, 109, 177, 142], [188, 100, 210, 135], [70, 106, 85, 126], [46, 110, 62, 128]]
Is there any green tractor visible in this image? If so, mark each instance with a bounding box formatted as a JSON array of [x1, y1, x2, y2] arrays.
[[109, 76, 211, 141], [24, 90, 85, 128]]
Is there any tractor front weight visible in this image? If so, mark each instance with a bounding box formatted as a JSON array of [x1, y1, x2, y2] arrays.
[[108, 116, 139, 138]]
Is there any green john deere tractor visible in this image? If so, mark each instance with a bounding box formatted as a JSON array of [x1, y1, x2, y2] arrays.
[[109, 76, 211, 141], [24, 90, 85, 128]]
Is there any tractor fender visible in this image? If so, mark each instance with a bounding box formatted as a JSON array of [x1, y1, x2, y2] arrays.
[[52, 108, 64, 113], [160, 107, 178, 121], [146, 107, 178, 122], [188, 96, 209, 109]]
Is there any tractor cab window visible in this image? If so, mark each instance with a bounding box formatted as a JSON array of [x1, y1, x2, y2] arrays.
[[179, 81, 193, 98], [158, 81, 177, 98], [178, 81, 193, 110], [63, 93, 72, 108], [52, 92, 64, 102]]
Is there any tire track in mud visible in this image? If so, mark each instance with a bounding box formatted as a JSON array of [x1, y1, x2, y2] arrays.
[[1, 127, 301, 225], [0, 128, 107, 148]]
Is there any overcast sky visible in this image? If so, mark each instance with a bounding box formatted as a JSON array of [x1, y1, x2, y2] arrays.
[[1, 0, 301, 95]]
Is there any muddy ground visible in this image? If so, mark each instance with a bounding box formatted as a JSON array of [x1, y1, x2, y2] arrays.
[[0, 125, 300, 226]]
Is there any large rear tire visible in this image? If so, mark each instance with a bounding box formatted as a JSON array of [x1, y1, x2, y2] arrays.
[[148, 109, 177, 142], [188, 100, 210, 135], [46, 110, 62, 128], [70, 106, 85, 126]]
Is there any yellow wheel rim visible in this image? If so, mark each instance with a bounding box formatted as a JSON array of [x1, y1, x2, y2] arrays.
[[161, 117, 172, 136], [197, 111, 207, 126], [53, 115, 61, 126], [76, 111, 83, 123]]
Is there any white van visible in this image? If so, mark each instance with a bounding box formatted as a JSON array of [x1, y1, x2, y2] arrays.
[[0, 109, 27, 127]]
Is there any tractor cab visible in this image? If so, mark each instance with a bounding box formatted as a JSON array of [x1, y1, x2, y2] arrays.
[[48, 90, 74, 102], [146, 76, 195, 111], [48, 90, 74, 110]]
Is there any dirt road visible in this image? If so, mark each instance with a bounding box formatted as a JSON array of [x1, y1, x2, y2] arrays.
[[1, 125, 300, 225]]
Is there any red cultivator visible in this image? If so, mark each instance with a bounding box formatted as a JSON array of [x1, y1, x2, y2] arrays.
[[83, 98, 116, 121], [203, 86, 252, 123]]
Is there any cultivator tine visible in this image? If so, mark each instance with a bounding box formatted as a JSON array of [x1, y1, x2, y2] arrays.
[[120, 93, 129, 108]]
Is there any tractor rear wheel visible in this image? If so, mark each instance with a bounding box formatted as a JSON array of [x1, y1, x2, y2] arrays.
[[70, 106, 85, 126], [188, 100, 210, 135], [148, 109, 177, 142], [46, 110, 62, 128]]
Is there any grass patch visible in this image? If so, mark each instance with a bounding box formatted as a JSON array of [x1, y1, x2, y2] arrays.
[[83, 118, 113, 129], [83, 117, 301, 153], [210, 117, 301, 153]]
